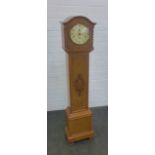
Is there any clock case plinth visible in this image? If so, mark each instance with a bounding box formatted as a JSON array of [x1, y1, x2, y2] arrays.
[[62, 16, 96, 143], [65, 107, 94, 143]]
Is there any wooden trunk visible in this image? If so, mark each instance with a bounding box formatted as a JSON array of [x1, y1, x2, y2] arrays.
[[65, 53, 94, 143]]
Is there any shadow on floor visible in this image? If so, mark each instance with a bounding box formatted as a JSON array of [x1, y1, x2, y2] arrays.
[[47, 106, 108, 155]]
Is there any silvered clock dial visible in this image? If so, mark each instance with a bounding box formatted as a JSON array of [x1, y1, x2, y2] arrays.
[[70, 24, 90, 45]]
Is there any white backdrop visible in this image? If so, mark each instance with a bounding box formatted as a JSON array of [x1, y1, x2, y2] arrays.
[[47, 0, 108, 111]]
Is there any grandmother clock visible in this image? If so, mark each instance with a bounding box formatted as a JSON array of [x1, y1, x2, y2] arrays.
[[62, 16, 96, 143]]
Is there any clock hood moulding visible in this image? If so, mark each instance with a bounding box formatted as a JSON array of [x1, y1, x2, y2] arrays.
[[62, 16, 96, 26]]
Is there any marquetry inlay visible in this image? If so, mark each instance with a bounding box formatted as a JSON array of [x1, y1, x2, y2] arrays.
[[74, 74, 84, 96]]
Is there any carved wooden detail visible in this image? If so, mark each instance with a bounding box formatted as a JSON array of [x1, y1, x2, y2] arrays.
[[74, 74, 84, 96]]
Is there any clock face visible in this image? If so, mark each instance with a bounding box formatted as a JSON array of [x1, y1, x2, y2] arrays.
[[70, 24, 90, 45]]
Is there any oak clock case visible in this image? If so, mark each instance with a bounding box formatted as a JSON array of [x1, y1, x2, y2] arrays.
[[62, 16, 96, 143]]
